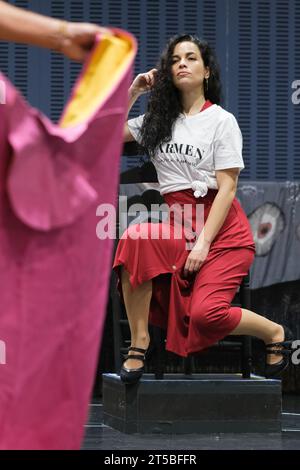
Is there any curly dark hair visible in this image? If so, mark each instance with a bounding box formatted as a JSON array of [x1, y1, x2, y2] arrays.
[[139, 34, 222, 158]]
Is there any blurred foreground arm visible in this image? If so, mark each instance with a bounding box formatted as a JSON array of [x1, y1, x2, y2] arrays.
[[0, 0, 111, 61]]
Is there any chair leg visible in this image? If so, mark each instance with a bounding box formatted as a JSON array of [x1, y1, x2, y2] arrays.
[[111, 270, 123, 373], [183, 356, 193, 375], [240, 272, 252, 378], [152, 326, 165, 380], [242, 336, 252, 378]]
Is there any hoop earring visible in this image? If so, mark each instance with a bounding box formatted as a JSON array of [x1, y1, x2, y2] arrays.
[[205, 78, 209, 92]]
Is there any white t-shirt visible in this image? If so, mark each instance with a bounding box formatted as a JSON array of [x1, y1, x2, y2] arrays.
[[127, 104, 244, 198]]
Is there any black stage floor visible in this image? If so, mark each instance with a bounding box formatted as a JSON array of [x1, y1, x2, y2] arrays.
[[82, 394, 300, 450]]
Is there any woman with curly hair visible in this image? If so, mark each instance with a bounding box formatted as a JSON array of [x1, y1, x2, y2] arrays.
[[113, 34, 293, 384]]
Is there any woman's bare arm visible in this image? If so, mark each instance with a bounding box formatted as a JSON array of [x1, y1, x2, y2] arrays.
[[123, 68, 157, 142], [123, 89, 141, 142]]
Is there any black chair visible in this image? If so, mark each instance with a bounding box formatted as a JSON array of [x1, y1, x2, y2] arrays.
[[110, 142, 252, 380]]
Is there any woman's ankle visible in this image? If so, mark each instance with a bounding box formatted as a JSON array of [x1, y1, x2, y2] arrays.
[[265, 324, 284, 345], [130, 334, 150, 349], [123, 336, 150, 371]]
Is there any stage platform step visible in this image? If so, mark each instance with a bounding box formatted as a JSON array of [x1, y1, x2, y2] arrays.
[[102, 373, 282, 434]]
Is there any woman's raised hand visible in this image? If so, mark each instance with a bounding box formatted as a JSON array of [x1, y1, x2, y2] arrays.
[[130, 68, 158, 96]]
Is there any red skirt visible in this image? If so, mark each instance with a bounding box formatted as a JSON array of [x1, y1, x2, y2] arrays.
[[113, 188, 256, 356]]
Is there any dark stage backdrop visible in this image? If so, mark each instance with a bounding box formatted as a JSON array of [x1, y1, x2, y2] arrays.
[[1, 0, 300, 392], [1, 0, 300, 179]]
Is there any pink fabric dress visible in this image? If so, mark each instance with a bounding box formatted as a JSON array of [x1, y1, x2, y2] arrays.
[[0, 30, 136, 449]]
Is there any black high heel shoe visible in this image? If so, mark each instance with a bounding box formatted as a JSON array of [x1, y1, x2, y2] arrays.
[[264, 325, 294, 378], [120, 346, 148, 385]]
